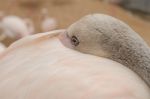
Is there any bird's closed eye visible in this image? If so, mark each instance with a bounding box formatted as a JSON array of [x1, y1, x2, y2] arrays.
[[71, 36, 79, 46]]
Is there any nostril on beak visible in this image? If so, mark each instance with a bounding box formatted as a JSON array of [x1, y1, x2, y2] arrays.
[[59, 31, 74, 49]]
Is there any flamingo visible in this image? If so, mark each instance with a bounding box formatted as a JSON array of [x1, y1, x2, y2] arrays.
[[0, 42, 5, 53], [40, 8, 58, 32], [0, 15, 35, 40], [0, 30, 149, 98]]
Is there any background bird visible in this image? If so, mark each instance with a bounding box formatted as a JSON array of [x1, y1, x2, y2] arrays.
[[0, 15, 35, 40], [40, 8, 58, 32], [0, 42, 6, 53]]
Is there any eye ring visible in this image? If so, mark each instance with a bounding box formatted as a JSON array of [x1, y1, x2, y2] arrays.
[[71, 36, 79, 46]]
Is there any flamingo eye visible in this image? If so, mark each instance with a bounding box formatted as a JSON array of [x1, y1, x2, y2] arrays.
[[71, 36, 79, 46]]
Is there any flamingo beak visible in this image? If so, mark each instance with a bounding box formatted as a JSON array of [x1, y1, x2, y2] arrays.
[[59, 31, 74, 49]]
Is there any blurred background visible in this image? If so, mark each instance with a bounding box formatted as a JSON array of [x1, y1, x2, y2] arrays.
[[0, 0, 150, 51]]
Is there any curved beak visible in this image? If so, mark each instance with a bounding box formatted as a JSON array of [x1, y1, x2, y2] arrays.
[[58, 31, 74, 49]]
